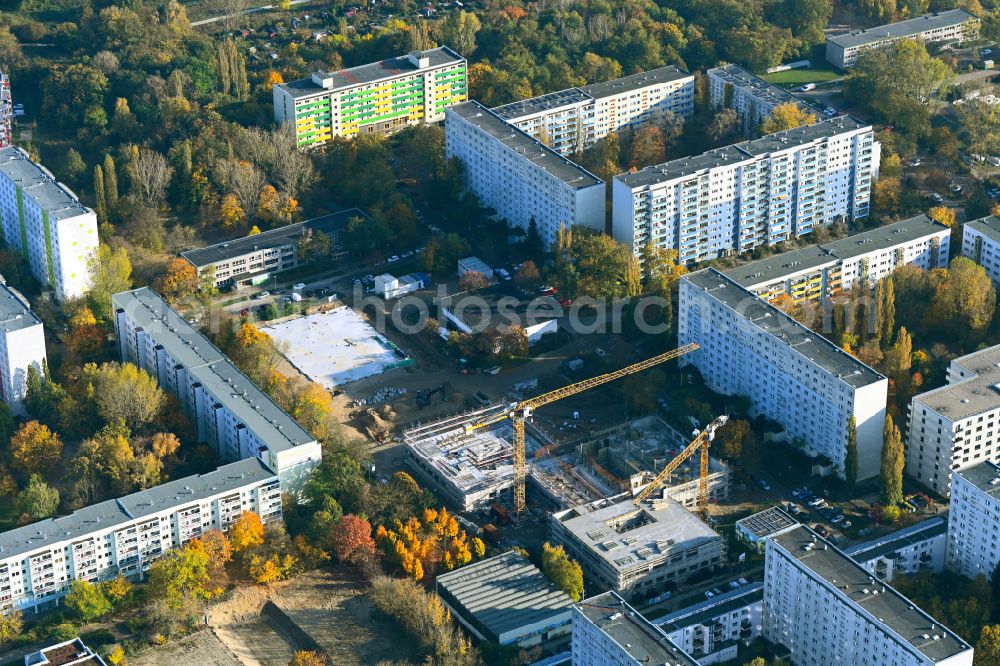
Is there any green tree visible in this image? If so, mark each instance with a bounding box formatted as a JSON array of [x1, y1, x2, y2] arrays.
[[845, 416, 858, 490], [0, 611, 23, 645], [881, 277, 895, 351], [62, 149, 86, 184], [93, 165, 107, 225], [65, 579, 113, 621], [959, 85, 1000, 159], [976, 625, 1000, 666], [442, 10, 481, 56], [87, 244, 133, 320], [103, 154, 119, 210], [883, 326, 913, 381], [928, 257, 996, 343], [541, 542, 584, 601], [18, 474, 60, 520], [881, 415, 904, 506]]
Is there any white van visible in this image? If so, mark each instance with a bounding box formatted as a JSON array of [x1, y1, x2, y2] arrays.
[[800, 83, 816, 92]]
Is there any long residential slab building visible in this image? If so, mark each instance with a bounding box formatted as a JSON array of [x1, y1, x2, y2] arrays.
[[0, 146, 98, 300], [707, 63, 813, 134], [612, 116, 880, 264], [906, 344, 1000, 497], [0, 457, 282, 614], [826, 9, 979, 68], [947, 461, 1000, 582], [0, 280, 45, 416], [112, 287, 322, 489], [493, 66, 695, 156], [679, 269, 887, 480], [723, 214, 951, 303], [273, 47, 468, 147], [445, 101, 605, 248], [961, 214, 1000, 284], [764, 524, 973, 665]]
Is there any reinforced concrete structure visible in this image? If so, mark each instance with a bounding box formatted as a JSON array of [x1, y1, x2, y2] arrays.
[[180, 209, 365, 289], [707, 64, 811, 133], [445, 101, 604, 248], [723, 214, 950, 304], [572, 591, 699, 666], [826, 9, 979, 68], [764, 524, 973, 665], [612, 116, 880, 264], [679, 269, 888, 480], [846, 516, 948, 582], [653, 583, 765, 665], [961, 215, 1000, 285], [0, 146, 98, 300], [947, 461, 1000, 581], [436, 550, 573, 650], [493, 66, 695, 156], [112, 287, 321, 490], [906, 344, 1000, 497], [550, 493, 722, 598], [273, 47, 467, 147], [0, 280, 45, 416], [0, 457, 280, 614]]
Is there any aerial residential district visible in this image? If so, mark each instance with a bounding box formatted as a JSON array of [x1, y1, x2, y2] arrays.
[[9, 2, 1000, 666]]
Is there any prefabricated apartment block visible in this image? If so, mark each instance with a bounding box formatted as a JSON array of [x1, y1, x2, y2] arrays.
[[112, 288, 322, 490], [906, 344, 1000, 497], [826, 9, 979, 68], [445, 101, 605, 249], [962, 214, 1000, 285], [723, 214, 950, 304], [707, 63, 812, 134], [0, 280, 45, 416], [612, 116, 880, 264], [947, 461, 1000, 582], [550, 493, 722, 598], [273, 47, 467, 147], [0, 457, 281, 614], [0, 146, 98, 300], [493, 66, 695, 156], [679, 269, 888, 480]]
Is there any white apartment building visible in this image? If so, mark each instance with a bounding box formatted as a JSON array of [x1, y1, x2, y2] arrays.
[[961, 215, 1000, 284], [679, 269, 888, 480], [845, 516, 948, 582], [906, 344, 1000, 497], [707, 64, 813, 134], [827, 9, 979, 68], [445, 101, 604, 248], [652, 583, 764, 665], [493, 66, 695, 156], [0, 146, 98, 300], [724, 214, 951, 304], [948, 461, 1000, 581], [612, 117, 880, 264], [764, 525, 974, 666], [112, 287, 321, 490], [572, 591, 699, 666], [0, 457, 281, 614], [0, 281, 45, 416]]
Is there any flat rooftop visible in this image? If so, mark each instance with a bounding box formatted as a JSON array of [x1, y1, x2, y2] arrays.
[[912, 344, 1000, 421], [555, 493, 720, 574], [723, 214, 949, 290], [965, 214, 1000, 245], [736, 506, 799, 539], [772, 525, 972, 662], [0, 457, 274, 563], [0, 281, 41, 334], [654, 582, 764, 632], [0, 146, 91, 222], [111, 288, 315, 453], [953, 460, 1000, 498], [617, 116, 870, 189], [684, 269, 885, 390], [828, 9, 976, 49], [180, 208, 365, 269], [708, 63, 802, 109], [448, 101, 603, 189], [276, 47, 464, 99], [493, 87, 592, 121], [580, 65, 692, 99], [436, 551, 573, 640], [577, 591, 699, 666], [845, 516, 948, 563]]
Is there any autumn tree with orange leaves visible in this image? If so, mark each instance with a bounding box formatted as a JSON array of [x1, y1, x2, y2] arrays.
[[375, 507, 486, 580]]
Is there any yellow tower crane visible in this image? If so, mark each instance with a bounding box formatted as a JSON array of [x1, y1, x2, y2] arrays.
[[632, 414, 729, 517], [462, 342, 699, 515]]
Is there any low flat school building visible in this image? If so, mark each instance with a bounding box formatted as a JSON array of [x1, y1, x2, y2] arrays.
[[826, 9, 979, 68], [112, 287, 322, 490], [0, 457, 281, 614], [273, 47, 467, 148]]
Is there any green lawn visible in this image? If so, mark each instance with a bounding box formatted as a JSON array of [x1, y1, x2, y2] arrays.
[[761, 66, 843, 86]]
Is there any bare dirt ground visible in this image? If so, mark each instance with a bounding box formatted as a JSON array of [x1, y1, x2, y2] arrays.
[[131, 631, 243, 666]]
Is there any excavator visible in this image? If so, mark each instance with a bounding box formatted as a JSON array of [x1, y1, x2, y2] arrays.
[[461, 342, 700, 515]]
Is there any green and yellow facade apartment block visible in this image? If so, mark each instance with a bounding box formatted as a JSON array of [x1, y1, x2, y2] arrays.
[[273, 47, 468, 148]]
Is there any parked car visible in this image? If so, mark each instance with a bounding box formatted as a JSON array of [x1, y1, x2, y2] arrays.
[[705, 591, 715, 599], [808, 497, 827, 508], [757, 478, 771, 492], [388, 255, 400, 263], [800, 83, 816, 92], [253, 291, 270, 300], [814, 525, 830, 538], [989, 156, 1000, 167], [293, 283, 306, 291]]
